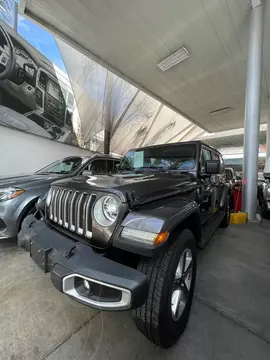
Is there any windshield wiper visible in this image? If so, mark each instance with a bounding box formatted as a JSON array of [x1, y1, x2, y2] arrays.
[[139, 166, 165, 171]]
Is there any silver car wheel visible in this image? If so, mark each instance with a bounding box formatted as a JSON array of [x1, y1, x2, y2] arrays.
[[171, 248, 193, 321]]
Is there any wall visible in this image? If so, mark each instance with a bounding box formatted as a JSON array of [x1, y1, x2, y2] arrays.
[[0, 126, 93, 176]]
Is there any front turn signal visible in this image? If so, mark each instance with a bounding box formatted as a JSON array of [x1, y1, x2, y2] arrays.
[[153, 231, 169, 245], [121, 228, 169, 246]]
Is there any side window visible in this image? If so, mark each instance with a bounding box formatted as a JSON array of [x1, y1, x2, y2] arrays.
[[107, 159, 121, 173], [106, 160, 115, 173], [114, 159, 120, 171], [90, 159, 107, 174], [201, 148, 212, 172]]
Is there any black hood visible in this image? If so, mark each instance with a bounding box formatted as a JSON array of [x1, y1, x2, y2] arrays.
[[52, 172, 195, 205]]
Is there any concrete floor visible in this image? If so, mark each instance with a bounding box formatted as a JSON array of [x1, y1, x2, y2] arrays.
[[1, 223, 270, 360]]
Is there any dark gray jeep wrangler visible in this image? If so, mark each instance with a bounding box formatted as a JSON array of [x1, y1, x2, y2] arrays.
[[19, 141, 231, 348]]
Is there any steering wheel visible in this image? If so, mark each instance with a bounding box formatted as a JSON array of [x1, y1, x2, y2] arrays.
[[0, 24, 15, 80]]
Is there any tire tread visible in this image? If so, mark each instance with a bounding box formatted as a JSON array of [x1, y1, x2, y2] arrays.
[[133, 232, 192, 347]]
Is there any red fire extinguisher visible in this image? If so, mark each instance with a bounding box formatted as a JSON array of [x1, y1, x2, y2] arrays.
[[233, 184, 242, 213]]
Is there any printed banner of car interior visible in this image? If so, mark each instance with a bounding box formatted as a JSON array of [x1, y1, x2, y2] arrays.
[[0, 15, 81, 147], [1, 2, 210, 156]]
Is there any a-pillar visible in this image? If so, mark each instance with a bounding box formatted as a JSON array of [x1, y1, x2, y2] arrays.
[[242, 0, 265, 221]]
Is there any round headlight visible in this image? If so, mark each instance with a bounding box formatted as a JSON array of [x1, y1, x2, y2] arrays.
[[103, 196, 119, 222], [93, 196, 119, 226], [267, 187, 270, 195], [46, 189, 53, 206]]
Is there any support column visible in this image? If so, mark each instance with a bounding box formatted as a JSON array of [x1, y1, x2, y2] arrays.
[[242, 0, 264, 221], [104, 129, 111, 155], [266, 116, 270, 160], [14, 1, 18, 32], [103, 72, 114, 154]]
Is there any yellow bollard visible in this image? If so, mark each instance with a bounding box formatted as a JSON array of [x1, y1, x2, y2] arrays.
[[230, 212, 248, 224]]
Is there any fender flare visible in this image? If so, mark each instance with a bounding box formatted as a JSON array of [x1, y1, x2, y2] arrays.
[[121, 199, 200, 234], [115, 199, 201, 257]]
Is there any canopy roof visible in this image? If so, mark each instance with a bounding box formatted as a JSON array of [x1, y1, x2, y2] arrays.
[[20, 0, 270, 134]]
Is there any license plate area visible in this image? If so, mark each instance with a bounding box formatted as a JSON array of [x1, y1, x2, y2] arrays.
[[30, 239, 52, 273]]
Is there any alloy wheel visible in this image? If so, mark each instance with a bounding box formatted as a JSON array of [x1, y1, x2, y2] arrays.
[[171, 248, 193, 321]]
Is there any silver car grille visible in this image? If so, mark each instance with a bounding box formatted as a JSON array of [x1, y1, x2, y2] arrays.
[[48, 188, 96, 239]]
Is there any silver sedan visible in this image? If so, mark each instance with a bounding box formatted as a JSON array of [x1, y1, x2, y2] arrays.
[[0, 154, 121, 240]]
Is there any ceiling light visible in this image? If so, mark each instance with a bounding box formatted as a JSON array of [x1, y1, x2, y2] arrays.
[[157, 47, 189, 71], [202, 132, 216, 137], [210, 107, 232, 116]]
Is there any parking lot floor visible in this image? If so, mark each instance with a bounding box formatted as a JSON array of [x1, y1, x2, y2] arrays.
[[1, 222, 270, 360]]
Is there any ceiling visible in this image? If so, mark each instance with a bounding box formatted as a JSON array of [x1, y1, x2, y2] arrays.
[[20, 0, 270, 132], [203, 131, 266, 148], [198, 124, 267, 148]]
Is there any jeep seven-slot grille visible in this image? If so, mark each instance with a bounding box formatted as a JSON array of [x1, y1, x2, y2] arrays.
[[48, 188, 96, 239]]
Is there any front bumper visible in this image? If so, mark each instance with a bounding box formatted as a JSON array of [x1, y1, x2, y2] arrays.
[[0, 201, 19, 240], [21, 220, 148, 310], [0, 194, 37, 240]]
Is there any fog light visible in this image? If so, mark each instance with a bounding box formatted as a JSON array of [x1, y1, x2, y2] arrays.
[[83, 279, 91, 291]]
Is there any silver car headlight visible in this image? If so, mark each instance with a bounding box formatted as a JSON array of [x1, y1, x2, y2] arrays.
[[46, 188, 53, 207], [0, 187, 24, 202], [93, 195, 119, 226]]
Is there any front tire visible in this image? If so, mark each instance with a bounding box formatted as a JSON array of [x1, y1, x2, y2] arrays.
[[133, 229, 197, 348]]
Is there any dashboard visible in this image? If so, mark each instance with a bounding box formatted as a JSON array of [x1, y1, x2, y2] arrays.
[[14, 44, 36, 76], [47, 80, 61, 100], [36, 69, 66, 127]]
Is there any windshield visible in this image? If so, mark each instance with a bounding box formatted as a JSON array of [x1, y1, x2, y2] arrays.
[[119, 144, 197, 171], [36, 157, 84, 174]]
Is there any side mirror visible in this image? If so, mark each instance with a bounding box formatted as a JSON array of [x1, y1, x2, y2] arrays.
[[205, 160, 220, 174], [82, 170, 93, 176]]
